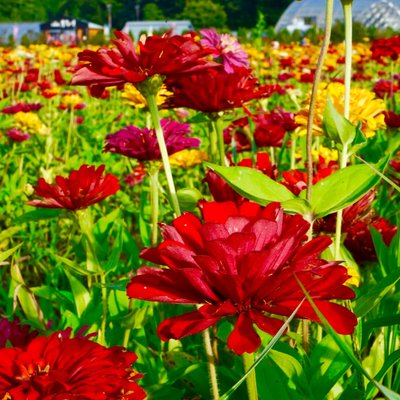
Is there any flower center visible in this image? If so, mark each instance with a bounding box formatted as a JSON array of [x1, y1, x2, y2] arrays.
[[17, 359, 50, 381]]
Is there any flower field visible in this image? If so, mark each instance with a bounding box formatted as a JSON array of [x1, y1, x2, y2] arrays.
[[0, 23, 399, 400]]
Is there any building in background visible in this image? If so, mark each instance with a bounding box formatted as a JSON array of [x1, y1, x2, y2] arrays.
[[41, 16, 104, 45], [276, 0, 400, 32], [122, 20, 194, 40]]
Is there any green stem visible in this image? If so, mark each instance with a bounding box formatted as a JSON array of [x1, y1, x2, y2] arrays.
[[149, 169, 159, 246], [343, 0, 352, 120], [242, 352, 258, 400], [65, 108, 74, 165], [146, 94, 181, 217], [99, 273, 108, 346], [305, 0, 334, 204], [208, 120, 218, 164], [1, 144, 15, 188], [334, 143, 349, 258], [211, 118, 227, 166], [290, 133, 297, 170], [202, 328, 220, 400]]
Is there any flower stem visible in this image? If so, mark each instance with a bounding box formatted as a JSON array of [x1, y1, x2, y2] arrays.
[[202, 328, 220, 400], [305, 0, 334, 205], [149, 169, 159, 246], [342, 0, 352, 120], [290, 133, 297, 169], [208, 120, 218, 164], [65, 108, 74, 165], [146, 94, 181, 217], [303, 0, 334, 354], [211, 118, 227, 166], [242, 352, 258, 400]]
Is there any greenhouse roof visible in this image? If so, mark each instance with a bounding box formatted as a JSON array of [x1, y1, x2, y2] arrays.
[[276, 0, 400, 32]]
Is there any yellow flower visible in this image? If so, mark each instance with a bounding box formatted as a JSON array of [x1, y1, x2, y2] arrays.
[[312, 145, 338, 163], [62, 93, 82, 107], [169, 149, 208, 168], [122, 83, 171, 108], [14, 112, 48, 135], [345, 265, 360, 287], [296, 82, 386, 138]]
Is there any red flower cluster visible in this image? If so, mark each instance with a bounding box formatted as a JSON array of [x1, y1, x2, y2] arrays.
[[0, 329, 145, 400], [28, 164, 120, 210], [371, 36, 400, 63], [384, 111, 400, 129], [2, 102, 43, 114], [127, 201, 357, 355], [0, 318, 38, 349], [163, 67, 272, 113], [373, 80, 399, 99], [71, 31, 216, 97]]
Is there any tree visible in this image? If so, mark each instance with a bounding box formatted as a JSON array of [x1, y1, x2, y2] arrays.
[[143, 3, 165, 20], [180, 0, 227, 29]]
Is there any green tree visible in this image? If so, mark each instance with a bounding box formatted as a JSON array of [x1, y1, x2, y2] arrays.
[[143, 3, 165, 20], [180, 0, 227, 29]]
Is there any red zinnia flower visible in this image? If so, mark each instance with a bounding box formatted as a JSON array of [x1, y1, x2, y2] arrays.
[[371, 36, 400, 62], [384, 111, 400, 129], [127, 201, 357, 355], [6, 128, 30, 142], [71, 31, 216, 97], [163, 68, 273, 113], [0, 331, 146, 400], [27, 164, 120, 210]]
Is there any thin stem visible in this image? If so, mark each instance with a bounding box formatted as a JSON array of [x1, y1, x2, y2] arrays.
[[99, 273, 108, 346], [290, 133, 297, 170], [149, 169, 159, 246], [305, 0, 334, 204], [334, 142, 349, 258], [343, 0, 352, 120], [65, 108, 74, 165], [242, 352, 258, 400], [146, 94, 181, 217], [202, 328, 220, 400], [211, 118, 227, 166], [208, 120, 218, 164]]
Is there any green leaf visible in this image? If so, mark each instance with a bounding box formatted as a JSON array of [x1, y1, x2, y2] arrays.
[[309, 335, 351, 400], [373, 382, 400, 400], [55, 254, 95, 276], [310, 162, 384, 218], [207, 163, 297, 206], [0, 226, 22, 242], [0, 243, 23, 263], [354, 272, 400, 317], [365, 350, 400, 399], [15, 208, 62, 223], [10, 263, 45, 329], [323, 97, 356, 145], [64, 270, 91, 317]]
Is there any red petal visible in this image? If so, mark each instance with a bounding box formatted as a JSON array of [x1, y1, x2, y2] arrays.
[[227, 312, 261, 354], [157, 311, 220, 340]]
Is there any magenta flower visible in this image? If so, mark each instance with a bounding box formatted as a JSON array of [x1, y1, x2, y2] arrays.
[[104, 119, 200, 161], [2, 102, 43, 114], [6, 128, 30, 142], [200, 28, 249, 73]]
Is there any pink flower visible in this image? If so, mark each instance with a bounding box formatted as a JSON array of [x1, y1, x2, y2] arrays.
[[200, 28, 249, 73]]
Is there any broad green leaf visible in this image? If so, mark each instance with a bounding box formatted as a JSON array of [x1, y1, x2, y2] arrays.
[[64, 270, 90, 317], [323, 97, 356, 145], [15, 208, 62, 223], [309, 162, 384, 218], [354, 272, 400, 317], [207, 163, 296, 205], [309, 335, 351, 400], [0, 243, 22, 263]]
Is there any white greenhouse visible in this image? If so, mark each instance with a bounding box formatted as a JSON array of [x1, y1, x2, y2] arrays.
[[276, 0, 400, 32]]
